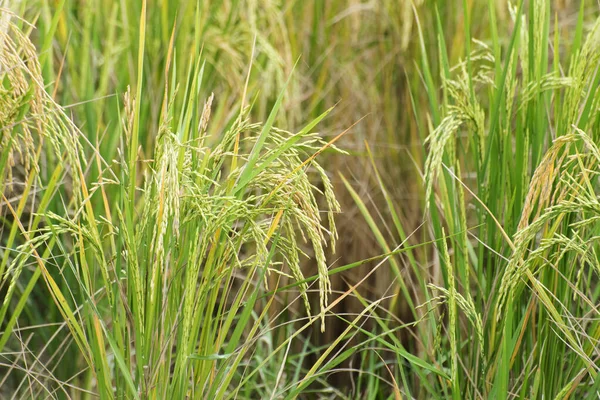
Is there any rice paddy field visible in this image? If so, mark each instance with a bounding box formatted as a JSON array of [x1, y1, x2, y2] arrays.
[[2, 0, 600, 398]]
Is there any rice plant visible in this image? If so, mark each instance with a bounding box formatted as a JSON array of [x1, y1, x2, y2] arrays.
[[352, 1, 600, 398], [0, 5, 361, 398]]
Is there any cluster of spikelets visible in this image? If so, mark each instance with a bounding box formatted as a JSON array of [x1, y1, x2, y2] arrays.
[[495, 14, 600, 323], [0, 12, 82, 193], [0, 10, 84, 318], [0, 11, 38, 185], [127, 91, 342, 326], [495, 129, 600, 357]]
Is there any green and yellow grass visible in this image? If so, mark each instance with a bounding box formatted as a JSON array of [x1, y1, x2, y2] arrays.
[[1, 0, 600, 398]]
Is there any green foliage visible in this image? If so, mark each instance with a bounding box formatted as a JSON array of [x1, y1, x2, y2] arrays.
[[391, 1, 600, 398]]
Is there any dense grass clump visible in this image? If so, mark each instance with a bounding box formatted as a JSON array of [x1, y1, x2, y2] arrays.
[[0, 7, 348, 398], [401, 1, 600, 398]]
